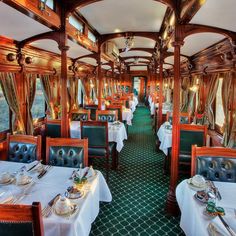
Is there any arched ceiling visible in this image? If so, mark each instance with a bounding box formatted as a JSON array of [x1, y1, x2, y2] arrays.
[[79, 0, 167, 34]]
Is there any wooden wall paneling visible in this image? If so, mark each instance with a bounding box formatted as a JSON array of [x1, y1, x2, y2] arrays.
[[3, 0, 61, 29]]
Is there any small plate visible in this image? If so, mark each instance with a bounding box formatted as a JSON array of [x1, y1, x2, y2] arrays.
[[0, 176, 15, 185], [16, 176, 32, 186], [194, 191, 209, 203], [187, 178, 207, 191]]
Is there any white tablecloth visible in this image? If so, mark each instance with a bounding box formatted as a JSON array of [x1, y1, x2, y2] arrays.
[[157, 123, 172, 155], [122, 109, 133, 126], [176, 180, 236, 236], [70, 121, 127, 152], [0, 161, 112, 236], [133, 97, 138, 107]]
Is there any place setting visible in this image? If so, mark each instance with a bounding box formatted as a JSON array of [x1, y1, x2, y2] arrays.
[[187, 175, 236, 236]]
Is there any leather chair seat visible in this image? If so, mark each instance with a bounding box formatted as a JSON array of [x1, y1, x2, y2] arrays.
[[88, 142, 116, 157]]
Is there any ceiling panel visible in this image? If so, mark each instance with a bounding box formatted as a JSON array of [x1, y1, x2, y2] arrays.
[[120, 50, 152, 57], [191, 0, 236, 32], [31, 39, 92, 59], [130, 66, 147, 71], [102, 64, 111, 70], [112, 36, 156, 49], [164, 55, 186, 64], [79, 0, 167, 34], [0, 2, 50, 41], [78, 57, 97, 66]]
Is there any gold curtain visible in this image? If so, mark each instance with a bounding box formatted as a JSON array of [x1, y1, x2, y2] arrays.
[[204, 73, 219, 129], [39, 74, 58, 119], [0, 72, 25, 134], [68, 76, 79, 111], [181, 76, 190, 112], [25, 73, 36, 135]]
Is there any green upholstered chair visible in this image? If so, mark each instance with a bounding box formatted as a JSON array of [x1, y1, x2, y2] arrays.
[[7, 134, 41, 163], [81, 121, 117, 180], [96, 110, 118, 123], [191, 145, 236, 182], [84, 105, 98, 121], [46, 137, 88, 167], [45, 119, 61, 138], [178, 124, 207, 174], [70, 109, 90, 121], [0, 202, 44, 236]]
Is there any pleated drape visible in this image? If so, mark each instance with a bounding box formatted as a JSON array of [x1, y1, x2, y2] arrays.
[[0, 72, 25, 134]]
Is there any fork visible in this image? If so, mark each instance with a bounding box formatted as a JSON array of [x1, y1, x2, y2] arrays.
[[42, 194, 60, 217], [38, 165, 53, 179]]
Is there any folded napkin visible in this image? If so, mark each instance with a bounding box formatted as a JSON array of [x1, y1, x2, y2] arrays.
[[208, 213, 236, 236]]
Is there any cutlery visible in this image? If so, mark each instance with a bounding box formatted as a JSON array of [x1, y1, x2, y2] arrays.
[[27, 160, 41, 172], [69, 170, 77, 180], [38, 165, 52, 179], [218, 214, 236, 236], [209, 181, 222, 200], [42, 194, 60, 218]]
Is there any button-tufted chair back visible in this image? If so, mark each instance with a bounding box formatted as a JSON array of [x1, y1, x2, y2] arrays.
[[107, 105, 123, 121], [191, 146, 236, 182], [70, 109, 90, 121], [46, 138, 88, 167], [7, 134, 41, 163], [45, 119, 61, 138], [96, 110, 118, 123]]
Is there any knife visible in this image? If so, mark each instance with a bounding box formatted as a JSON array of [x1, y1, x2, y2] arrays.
[[37, 165, 52, 179], [211, 181, 222, 200], [27, 161, 40, 172], [218, 214, 236, 236]]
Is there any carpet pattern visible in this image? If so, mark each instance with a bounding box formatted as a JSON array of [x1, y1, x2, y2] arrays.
[[90, 107, 184, 236]]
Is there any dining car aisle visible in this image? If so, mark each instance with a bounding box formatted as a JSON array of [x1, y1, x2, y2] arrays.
[[90, 107, 184, 236]]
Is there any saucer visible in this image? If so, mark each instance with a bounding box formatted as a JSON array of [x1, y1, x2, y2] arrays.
[[16, 176, 32, 186], [0, 175, 15, 185], [187, 178, 207, 191]]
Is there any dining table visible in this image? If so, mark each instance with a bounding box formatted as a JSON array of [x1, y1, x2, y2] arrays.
[[157, 122, 172, 155], [70, 121, 128, 152], [0, 161, 112, 236], [122, 108, 133, 125], [176, 179, 236, 236]]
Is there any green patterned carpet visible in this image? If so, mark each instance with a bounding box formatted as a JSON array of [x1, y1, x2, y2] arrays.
[[90, 107, 184, 236]]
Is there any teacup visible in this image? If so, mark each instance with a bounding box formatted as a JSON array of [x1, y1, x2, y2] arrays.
[[0, 172, 11, 183], [16, 172, 29, 185], [191, 175, 205, 187], [54, 196, 74, 215]]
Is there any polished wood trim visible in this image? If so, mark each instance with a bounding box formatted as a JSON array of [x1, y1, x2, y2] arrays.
[[0, 202, 44, 236], [6, 133, 42, 161], [191, 145, 236, 176], [46, 137, 88, 166], [95, 110, 118, 121]]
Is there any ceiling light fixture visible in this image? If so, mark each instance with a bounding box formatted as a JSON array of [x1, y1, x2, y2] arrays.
[[124, 36, 134, 52]]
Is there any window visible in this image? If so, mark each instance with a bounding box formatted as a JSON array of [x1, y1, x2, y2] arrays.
[[88, 30, 96, 43], [31, 78, 45, 119], [46, 0, 54, 10], [0, 84, 10, 132], [69, 16, 83, 32], [215, 78, 225, 129]]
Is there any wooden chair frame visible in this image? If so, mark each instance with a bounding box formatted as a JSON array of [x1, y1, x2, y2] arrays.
[[95, 110, 118, 121], [69, 109, 91, 121], [6, 133, 42, 161], [191, 145, 236, 177], [106, 105, 123, 121], [0, 202, 44, 236], [46, 137, 88, 166]]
